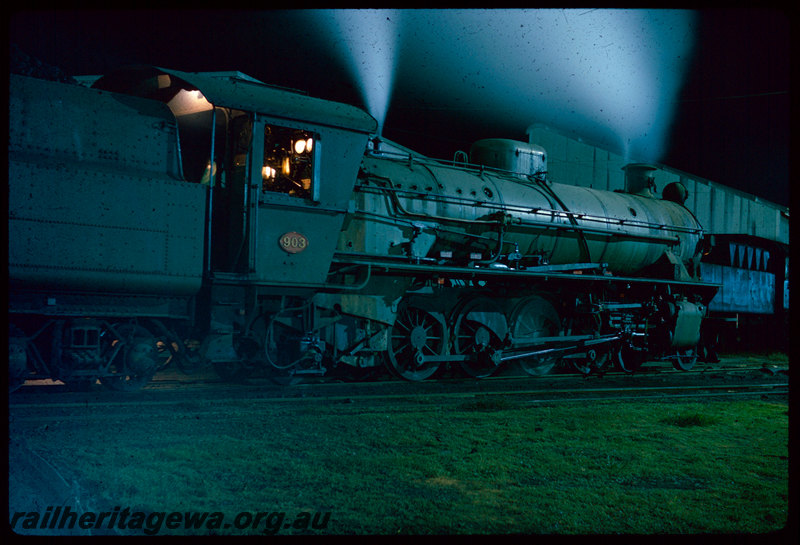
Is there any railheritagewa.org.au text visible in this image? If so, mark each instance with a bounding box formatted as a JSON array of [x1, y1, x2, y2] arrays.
[[10, 506, 331, 535]]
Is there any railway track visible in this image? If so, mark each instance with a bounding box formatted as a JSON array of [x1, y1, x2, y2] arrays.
[[13, 354, 787, 391], [9, 357, 789, 417]]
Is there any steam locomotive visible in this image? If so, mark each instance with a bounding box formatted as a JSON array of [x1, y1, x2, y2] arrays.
[[8, 66, 719, 390]]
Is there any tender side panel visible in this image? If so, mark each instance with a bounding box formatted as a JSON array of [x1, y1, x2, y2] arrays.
[[9, 75, 206, 295]]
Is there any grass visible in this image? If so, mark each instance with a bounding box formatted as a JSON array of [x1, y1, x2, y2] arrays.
[[659, 411, 722, 428], [9, 397, 789, 536]]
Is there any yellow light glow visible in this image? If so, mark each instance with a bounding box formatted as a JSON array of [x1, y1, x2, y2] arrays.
[[262, 165, 276, 179], [200, 161, 217, 185], [166, 88, 213, 116], [306, 138, 313, 152], [282, 157, 291, 175], [294, 139, 306, 154]]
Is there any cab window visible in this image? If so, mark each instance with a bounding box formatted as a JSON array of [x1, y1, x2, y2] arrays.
[[261, 124, 316, 200]]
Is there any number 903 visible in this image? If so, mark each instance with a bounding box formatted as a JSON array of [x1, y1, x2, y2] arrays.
[[279, 232, 308, 254]]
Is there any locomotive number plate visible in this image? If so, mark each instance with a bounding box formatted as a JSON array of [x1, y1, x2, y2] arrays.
[[279, 231, 309, 254]]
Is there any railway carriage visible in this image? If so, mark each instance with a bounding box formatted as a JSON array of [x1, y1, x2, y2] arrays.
[[8, 66, 719, 390]]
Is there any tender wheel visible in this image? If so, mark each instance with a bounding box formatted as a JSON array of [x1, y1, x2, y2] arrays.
[[508, 296, 562, 377], [672, 348, 698, 371], [154, 329, 206, 374], [172, 341, 206, 373], [100, 323, 159, 391], [452, 297, 508, 378], [387, 306, 445, 381]]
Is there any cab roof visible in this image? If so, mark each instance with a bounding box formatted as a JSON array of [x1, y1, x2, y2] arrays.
[[92, 65, 378, 134]]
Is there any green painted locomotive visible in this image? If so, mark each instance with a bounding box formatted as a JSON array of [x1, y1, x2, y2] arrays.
[[8, 66, 718, 390]]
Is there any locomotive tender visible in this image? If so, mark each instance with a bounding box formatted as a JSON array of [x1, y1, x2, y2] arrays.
[[8, 66, 718, 390]]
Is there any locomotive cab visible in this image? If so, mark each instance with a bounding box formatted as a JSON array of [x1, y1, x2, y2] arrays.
[[92, 66, 377, 282]]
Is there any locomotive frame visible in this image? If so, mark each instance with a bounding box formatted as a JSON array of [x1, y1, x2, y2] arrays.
[[9, 66, 720, 391]]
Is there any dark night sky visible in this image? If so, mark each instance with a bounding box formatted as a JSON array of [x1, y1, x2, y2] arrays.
[[9, 9, 790, 207]]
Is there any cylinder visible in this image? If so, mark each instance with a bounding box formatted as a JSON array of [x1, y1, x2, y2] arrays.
[[671, 300, 705, 347]]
